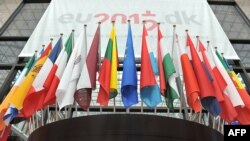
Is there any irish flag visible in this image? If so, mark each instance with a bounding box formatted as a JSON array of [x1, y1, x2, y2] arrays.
[[158, 25, 179, 110], [97, 24, 118, 106]]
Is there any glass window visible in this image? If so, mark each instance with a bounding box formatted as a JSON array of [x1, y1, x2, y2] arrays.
[[2, 3, 49, 36], [0, 70, 10, 88], [233, 44, 250, 67], [0, 41, 26, 63], [0, 0, 22, 29], [210, 5, 250, 39]]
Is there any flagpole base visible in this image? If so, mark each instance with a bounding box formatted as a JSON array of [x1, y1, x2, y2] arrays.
[[28, 114, 223, 141]]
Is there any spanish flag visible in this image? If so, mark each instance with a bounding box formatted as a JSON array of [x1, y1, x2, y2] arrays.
[[9, 43, 51, 110]]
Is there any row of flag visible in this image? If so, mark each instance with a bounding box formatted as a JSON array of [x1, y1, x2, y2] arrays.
[[1, 21, 250, 138]]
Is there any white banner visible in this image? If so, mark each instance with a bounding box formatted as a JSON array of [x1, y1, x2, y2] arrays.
[[19, 0, 239, 59]]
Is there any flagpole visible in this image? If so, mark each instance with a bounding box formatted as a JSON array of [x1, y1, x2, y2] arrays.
[[214, 46, 218, 52], [156, 22, 161, 98], [189, 108, 193, 121], [217, 117, 221, 131], [198, 110, 202, 124], [111, 20, 116, 113], [98, 21, 101, 72], [87, 108, 89, 115], [36, 112, 39, 129], [0, 126, 6, 138], [171, 25, 176, 57], [141, 20, 146, 114], [55, 103, 58, 121], [126, 20, 131, 113], [212, 116, 216, 129], [47, 106, 50, 123], [186, 29, 195, 121], [32, 114, 35, 130], [196, 36, 199, 50], [207, 112, 210, 126], [196, 36, 202, 124], [173, 25, 189, 120], [98, 21, 103, 115], [34, 50, 38, 59], [55, 33, 63, 121], [41, 109, 44, 126], [221, 119, 225, 133], [207, 41, 210, 51], [171, 24, 181, 115], [28, 118, 32, 135], [141, 102, 143, 113]]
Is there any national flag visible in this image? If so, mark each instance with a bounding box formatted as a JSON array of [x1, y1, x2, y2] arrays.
[[199, 40, 237, 122], [121, 22, 138, 108], [186, 34, 221, 116], [150, 53, 158, 75], [3, 105, 18, 126], [158, 26, 179, 110], [37, 47, 45, 60], [43, 32, 73, 107], [0, 125, 11, 141], [157, 25, 167, 95], [140, 24, 161, 108], [0, 54, 35, 131], [75, 25, 100, 110], [9, 43, 51, 110], [216, 51, 229, 71], [3, 44, 50, 127], [42, 41, 64, 107], [177, 34, 201, 112], [21, 38, 62, 117], [56, 29, 87, 110], [209, 46, 244, 107], [216, 51, 250, 124], [97, 24, 118, 106], [147, 31, 158, 76]]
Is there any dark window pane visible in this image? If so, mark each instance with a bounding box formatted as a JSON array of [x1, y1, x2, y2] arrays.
[[210, 5, 250, 39], [0, 70, 10, 88], [233, 44, 250, 67], [2, 3, 49, 36], [0, 41, 26, 63]]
